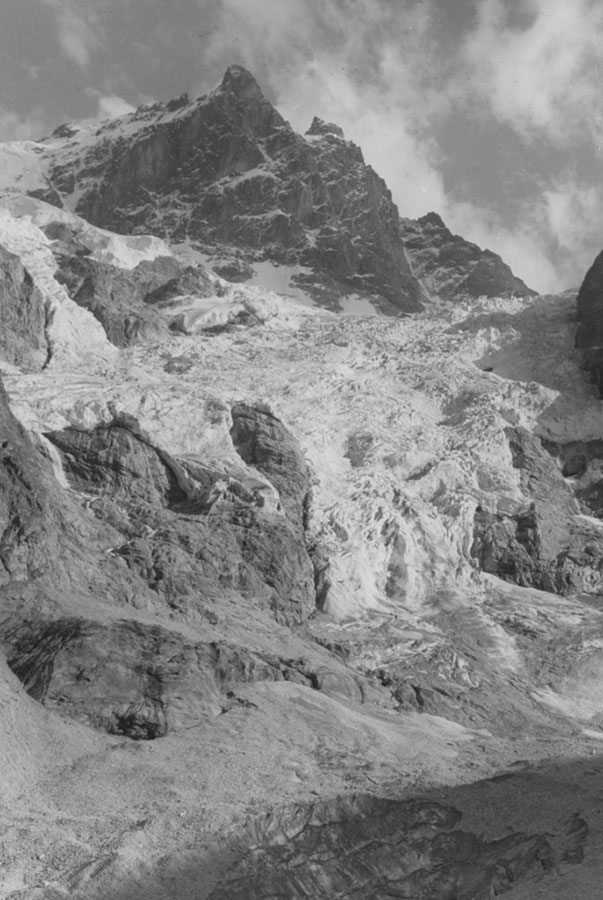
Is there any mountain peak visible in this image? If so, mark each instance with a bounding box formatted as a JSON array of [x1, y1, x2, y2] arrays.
[[219, 65, 265, 102], [305, 117, 345, 139], [417, 211, 446, 228]]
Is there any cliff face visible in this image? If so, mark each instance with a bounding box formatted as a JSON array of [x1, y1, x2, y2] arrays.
[[400, 212, 536, 302], [38, 66, 426, 312], [0, 244, 48, 370], [576, 250, 603, 393]]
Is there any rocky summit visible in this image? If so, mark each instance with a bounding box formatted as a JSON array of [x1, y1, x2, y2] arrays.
[[2, 68, 603, 899]]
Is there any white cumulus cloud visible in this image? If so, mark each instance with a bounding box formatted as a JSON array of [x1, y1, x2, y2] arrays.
[[41, 0, 98, 68], [461, 0, 603, 145]]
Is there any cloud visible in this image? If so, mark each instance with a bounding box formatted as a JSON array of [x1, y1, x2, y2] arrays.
[[3, 0, 598, 293], [541, 179, 603, 284], [442, 198, 561, 294], [41, 0, 98, 68], [96, 94, 136, 119], [461, 0, 603, 145], [201, 0, 452, 217], [195, 0, 603, 292], [0, 110, 47, 142]]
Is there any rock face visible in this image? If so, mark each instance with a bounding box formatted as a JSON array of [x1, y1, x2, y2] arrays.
[[0, 375, 104, 592], [230, 401, 311, 523], [400, 212, 535, 302], [576, 250, 603, 393], [471, 427, 603, 594], [37, 66, 426, 312], [6, 617, 342, 739], [0, 244, 48, 369], [210, 793, 584, 899], [45, 411, 316, 627], [53, 247, 214, 347], [0, 394, 323, 742]]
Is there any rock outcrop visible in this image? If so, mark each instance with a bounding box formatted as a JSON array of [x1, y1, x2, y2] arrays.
[[0, 243, 48, 369], [45, 409, 315, 627], [53, 247, 214, 347], [576, 250, 603, 393], [400, 212, 535, 302], [36, 66, 426, 312], [6, 617, 349, 739], [210, 793, 583, 899], [471, 427, 603, 594], [0, 375, 110, 594]]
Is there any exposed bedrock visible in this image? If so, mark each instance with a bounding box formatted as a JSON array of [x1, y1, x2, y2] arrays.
[[41, 66, 426, 311], [576, 249, 603, 394], [209, 793, 585, 900], [45, 406, 315, 625], [0, 387, 359, 737], [543, 438, 603, 517], [399, 211, 535, 303], [471, 427, 603, 594], [0, 243, 48, 370], [52, 251, 214, 347], [229, 401, 311, 524], [4, 617, 358, 739], [0, 375, 125, 596]]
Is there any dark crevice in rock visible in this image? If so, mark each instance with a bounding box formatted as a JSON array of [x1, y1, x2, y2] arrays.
[[41, 300, 55, 370]]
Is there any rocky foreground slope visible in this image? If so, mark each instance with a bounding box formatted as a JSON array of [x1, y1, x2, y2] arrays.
[[2, 70, 603, 899]]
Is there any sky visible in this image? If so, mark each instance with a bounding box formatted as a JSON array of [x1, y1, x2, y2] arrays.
[[2, 0, 603, 293]]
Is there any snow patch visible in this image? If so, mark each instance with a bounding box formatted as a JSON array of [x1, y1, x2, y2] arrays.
[[2, 195, 174, 269]]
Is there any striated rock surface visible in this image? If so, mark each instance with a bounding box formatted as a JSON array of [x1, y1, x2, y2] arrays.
[[33, 66, 426, 312], [400, 212, 535, 302]]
